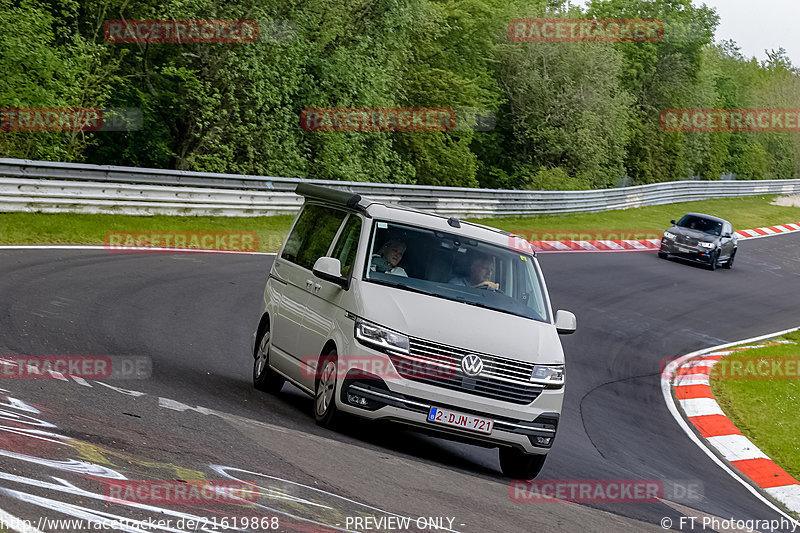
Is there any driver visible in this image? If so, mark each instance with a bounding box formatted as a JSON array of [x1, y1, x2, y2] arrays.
[[370, 239, 408, 277], [449, 252, 499, 290]]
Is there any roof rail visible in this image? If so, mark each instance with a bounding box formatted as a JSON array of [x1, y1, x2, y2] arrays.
[[295, 183, 364, 211]]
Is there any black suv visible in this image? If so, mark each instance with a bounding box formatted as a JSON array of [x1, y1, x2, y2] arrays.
[[659, 213, 738, 270]]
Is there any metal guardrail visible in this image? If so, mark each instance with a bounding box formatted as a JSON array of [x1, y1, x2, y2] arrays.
[[1, 158, 799, 218]]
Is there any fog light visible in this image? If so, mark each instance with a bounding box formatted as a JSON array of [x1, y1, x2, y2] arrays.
[[534, 436, 552, 446], [347, 393, 368, 406]]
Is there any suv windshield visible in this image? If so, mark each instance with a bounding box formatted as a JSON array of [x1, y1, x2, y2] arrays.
[[676, 215, 723, 236], [364, 221, 550, 323]]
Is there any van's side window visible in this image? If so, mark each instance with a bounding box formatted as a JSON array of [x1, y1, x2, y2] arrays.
[[331, 215, 362, 278], [281, 204, 346, 270]]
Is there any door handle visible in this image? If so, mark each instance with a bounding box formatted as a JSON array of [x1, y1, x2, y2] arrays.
[[306, 279, 313, 289], [314, 283, 321, 293]]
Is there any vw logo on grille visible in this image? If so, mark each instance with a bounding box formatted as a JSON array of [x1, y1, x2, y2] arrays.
[[461, 354, 484, 377]]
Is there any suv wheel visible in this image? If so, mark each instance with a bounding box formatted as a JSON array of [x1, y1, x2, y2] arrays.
[[658, 251, 668, 259], [314, 348, 340, 427], [499, 447, 547, 479], [253, 324, 284, 393], [708, 250, 719, 271], [723, 249, 736, 269]]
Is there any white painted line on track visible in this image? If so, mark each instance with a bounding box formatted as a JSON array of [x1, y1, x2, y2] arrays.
[[661, 327, 800, 526]]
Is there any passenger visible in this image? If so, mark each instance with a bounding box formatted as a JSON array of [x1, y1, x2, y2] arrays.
[[370, 239, 408, 277], [449, 252, 499, 290]]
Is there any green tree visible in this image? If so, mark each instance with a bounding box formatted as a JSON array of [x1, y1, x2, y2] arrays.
[[587, 0, 719, 183], [0, 0, 112, 161], [495, 4, 634, 189]]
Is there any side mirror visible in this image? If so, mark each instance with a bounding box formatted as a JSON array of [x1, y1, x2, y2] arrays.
[[555, 310, 577, 335], [723, 232, 732, 238], [670, 220, 676, 225], [312, 257, 348, 288]]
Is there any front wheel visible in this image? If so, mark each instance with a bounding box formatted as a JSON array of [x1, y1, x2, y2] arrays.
[[499, 447, 547, 479], [314, 349, 340, 427], [253, 325, 284, 393], [658, 251, 668, 259], [708, 250, 719, 271], [723, 249, 736, 269]]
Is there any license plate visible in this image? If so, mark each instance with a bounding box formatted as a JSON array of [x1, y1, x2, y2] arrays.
[[675, 245, 692, 252], [427, 407, 494, 435]]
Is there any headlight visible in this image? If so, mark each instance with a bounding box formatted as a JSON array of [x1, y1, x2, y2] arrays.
[[663, 231, 677, 240], [530, 365, 565, 386], [698, 242, 715, 249], [355, 318, 409, 354]]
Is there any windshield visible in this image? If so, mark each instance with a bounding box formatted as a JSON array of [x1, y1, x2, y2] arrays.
[[363, 221, 550, 323], [676, 215, 723, 236]]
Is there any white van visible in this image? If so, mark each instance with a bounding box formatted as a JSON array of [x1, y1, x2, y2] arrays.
[[253, 184, 576, 478]]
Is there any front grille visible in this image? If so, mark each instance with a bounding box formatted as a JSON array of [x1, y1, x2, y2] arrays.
[[386, 337, 544, 405]]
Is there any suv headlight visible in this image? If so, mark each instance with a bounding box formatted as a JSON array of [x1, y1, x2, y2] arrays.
[[355, 318, 409, 354], [530, 364, 565, 387], [663, 231, 677, 240], [698, 242, 715, 249]]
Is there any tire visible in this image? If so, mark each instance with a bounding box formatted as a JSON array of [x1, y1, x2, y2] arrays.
[[499, 447, 547, 479], [708, 250, 719, 271], [723, 249, 736, 269], [658, 252, 668, 259], [314, 348, 340, 427], [253, 322, 284, 394]]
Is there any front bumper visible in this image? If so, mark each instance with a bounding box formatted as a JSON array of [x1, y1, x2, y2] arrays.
[[660, 240, 716, 263], [333, 344, 562, 454]]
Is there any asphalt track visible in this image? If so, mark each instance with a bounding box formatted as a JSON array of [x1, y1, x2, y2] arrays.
[[0, 232, 798, 533]]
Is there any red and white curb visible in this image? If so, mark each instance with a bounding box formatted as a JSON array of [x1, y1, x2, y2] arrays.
[[530, 221, 800, 253], [1, 222, 798, 256], [736, 223, 800, 240], [662, 331, 800, 520]]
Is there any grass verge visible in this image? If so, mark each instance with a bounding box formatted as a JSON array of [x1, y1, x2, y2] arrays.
[[1, 195, 799, 252], [710, 330, 800, 482], [0, 212, 295, 253]]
